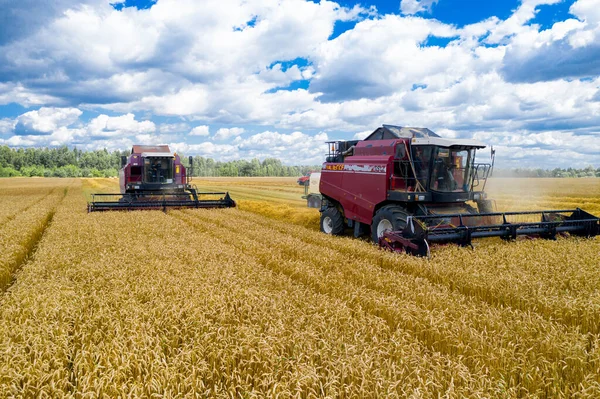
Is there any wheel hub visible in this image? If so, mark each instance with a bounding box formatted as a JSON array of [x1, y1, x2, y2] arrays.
[[377, 219, 393, 238], [322, 216, 333, 234]]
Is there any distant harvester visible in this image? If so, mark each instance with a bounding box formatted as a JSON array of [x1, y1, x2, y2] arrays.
[[88, 145, 235, 212]]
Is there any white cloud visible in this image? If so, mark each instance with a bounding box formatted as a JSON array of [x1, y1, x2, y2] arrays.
[[0, 0, 598, 168], [0, 83, 64, 107], [236, 130, 329, 164], [87, 113, 155, 138], [571, 0, 600, 24], [353, 130, 371, 139], [169, 130, 329, 165], [189, 125, 210, 136], [309, 15, 461, 101], [213, 127, 245, 141], [169, 141, 240, 162], [485, 0, 563, 45], [0, 119, 16, 135], [0, 0, 371, 115], [158, 122, 190, 134], [15, 107, 82, 135], [400, 0, 439, 15]]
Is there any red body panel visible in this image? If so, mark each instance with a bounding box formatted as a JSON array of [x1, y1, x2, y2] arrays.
[[320, 154, 392, 225], [319, 138, 420, 225], [354, 139, 402, 156]]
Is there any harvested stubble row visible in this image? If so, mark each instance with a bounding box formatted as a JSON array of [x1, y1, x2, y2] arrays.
[[0, 180, 72, 290], [189, 205, 600, 333], [0, 178, 598, 398], [0, 183, 59, 227], [174, 208, 600, 397], [237, 200, 320, 230], [1, 185, 497, 398], [183, 208, 600, 336], [222, 178, 600, 333]]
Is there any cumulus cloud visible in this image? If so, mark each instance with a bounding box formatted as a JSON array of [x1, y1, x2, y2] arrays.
[[87, 113, 156, 138], [169, 141, 240, 162], [353, 130, 371, 139], [0, 0, 371, 113], [169, 130, 329, 164], [0, 119, 15, 135], [0, 0, 109, 45], [158, 122, 190, 134], [309, 15, 460, 102], [14, 107, 82, 135], [0, 83, 64, 107], [213, 127, 245, 141], [500, 0, 600, 82], [400, 0, 439, 15], [0, 0, 599, 168], [189, 125, 210, 136]]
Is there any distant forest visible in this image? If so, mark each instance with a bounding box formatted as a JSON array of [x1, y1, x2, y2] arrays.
[[0, 145, 317, 178], [493, 167, 600, 178], [0, 145, 597, 178]]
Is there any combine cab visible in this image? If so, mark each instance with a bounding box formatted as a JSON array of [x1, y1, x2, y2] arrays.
[[88, 145, 235, 212], [317, 125, 599, 256]]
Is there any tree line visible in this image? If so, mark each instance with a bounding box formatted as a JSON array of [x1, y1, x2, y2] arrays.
[[493, 167, 600, 178], [0, 145, 597, 178], [0, 145, 318, 178]]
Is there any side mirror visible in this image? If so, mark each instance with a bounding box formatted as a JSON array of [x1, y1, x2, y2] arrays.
[[121, 156, 127, 168], [188, 156, 194, 181]]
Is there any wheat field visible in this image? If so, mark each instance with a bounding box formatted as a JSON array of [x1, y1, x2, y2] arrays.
[[0, 176, 598, 398]]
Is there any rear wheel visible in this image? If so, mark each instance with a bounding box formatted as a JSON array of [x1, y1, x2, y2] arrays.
[[371, 205, 408, 243], [320, 207, 345, 235]]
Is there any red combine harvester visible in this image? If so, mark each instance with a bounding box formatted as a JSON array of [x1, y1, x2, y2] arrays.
[[317, 125, 599, 256], [297, 174, 311, 186], [88, 145, 235, 212]]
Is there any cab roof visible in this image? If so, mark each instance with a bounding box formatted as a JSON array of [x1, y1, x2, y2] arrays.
[[131, 145, 171, 154], [364, 125, 486, 149]]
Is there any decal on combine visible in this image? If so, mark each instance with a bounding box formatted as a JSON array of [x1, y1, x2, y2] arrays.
[[324, 164, 387, 174]]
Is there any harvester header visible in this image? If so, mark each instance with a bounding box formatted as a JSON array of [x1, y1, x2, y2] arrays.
[[88, 145, 235, 212]]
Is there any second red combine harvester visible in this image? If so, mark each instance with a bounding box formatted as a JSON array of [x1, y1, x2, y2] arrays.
[[315, 125, 599, 256], [88, 145, 235, 212]]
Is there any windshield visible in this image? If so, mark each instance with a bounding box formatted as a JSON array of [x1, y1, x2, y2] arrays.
[[431, 148, 472, 192], [409, 146, 433, 190], [144, 157, 174, 183]]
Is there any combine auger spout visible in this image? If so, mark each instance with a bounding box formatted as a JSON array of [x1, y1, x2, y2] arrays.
[[379, 208, 600, 257]]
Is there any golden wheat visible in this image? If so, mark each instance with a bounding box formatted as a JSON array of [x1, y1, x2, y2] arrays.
[[0, 176, 597, 397]]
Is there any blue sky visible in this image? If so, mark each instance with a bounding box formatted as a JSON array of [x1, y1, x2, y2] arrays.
[[0, 0, 599, 167]]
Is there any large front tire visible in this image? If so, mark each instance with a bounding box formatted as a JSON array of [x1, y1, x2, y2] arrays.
[[371, 206, 408, 243], [320, 207, 345, 235]]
